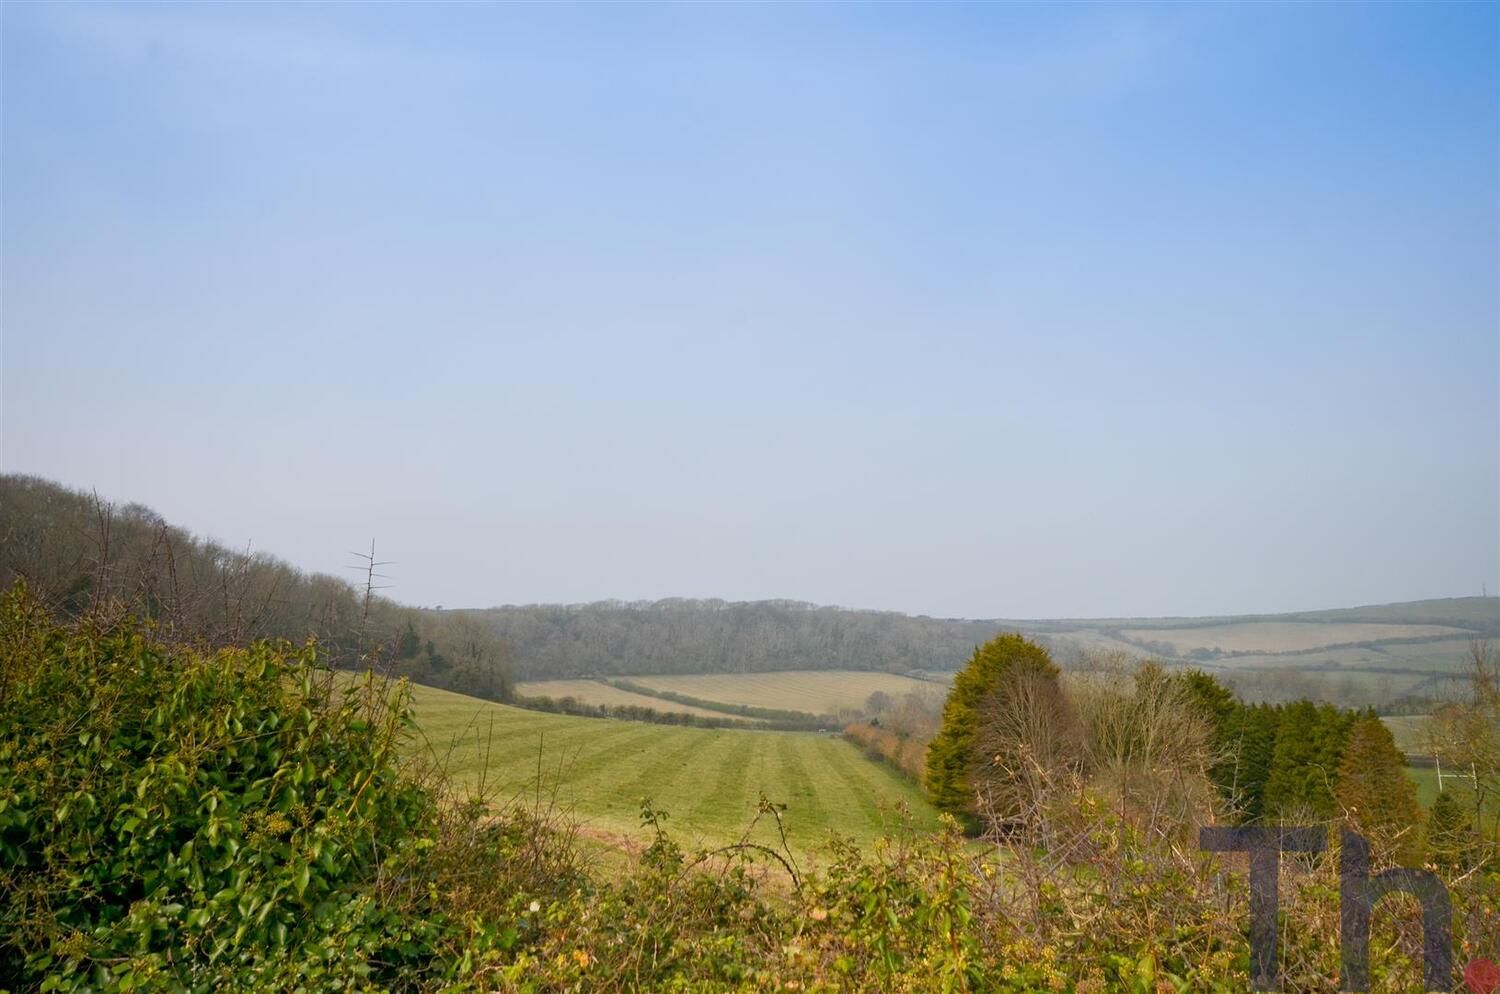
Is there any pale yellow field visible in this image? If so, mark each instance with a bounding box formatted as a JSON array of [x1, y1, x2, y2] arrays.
[[1120, 622, 1465, 655], [1028, 629, 1159, 660], [628, 670, 947, 715], [517, 679, 742, 721], [1381, 715, 1432, 756]]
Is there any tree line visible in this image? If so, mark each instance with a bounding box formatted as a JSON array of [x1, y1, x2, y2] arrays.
[[906, 633, 1497, 872], [460, 599, 1003, 680]]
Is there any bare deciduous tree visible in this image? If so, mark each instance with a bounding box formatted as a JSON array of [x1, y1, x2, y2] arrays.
[[1425, 638, 1500, 863]]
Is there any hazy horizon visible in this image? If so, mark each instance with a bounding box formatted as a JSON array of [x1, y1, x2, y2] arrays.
[[3, 3, 1497, 619]]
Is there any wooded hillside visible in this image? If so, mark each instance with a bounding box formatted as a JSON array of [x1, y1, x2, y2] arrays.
[[0, 474, 513, 700], [461, 600, 1004, 680]]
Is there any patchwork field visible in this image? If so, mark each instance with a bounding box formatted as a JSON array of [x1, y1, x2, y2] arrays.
[[516, 678, 742, 721], [1024, 629, 1163, 661], [627, 670, 948, 715], [397, 679, 939, 856], [1117, 621, 1466, 655], [1220, 638, 1481, 672]]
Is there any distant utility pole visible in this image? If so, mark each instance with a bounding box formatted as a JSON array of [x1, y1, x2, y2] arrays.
[[349, 539, 395, 622]]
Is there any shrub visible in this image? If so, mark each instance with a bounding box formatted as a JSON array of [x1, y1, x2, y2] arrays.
[[0, 586, 453, 993]]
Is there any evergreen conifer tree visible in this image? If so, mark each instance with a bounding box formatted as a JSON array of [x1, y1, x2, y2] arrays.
[[1426, 788, 1472, 871], [1262, 701, 1355, 820], [1335, 716, 1423, 864], [924, 633, 1058, 825]]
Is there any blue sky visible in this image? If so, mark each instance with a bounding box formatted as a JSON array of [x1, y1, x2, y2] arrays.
[[2, 2, 1496, 618]]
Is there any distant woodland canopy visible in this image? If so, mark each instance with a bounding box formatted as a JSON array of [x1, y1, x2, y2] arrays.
[[0, 475, 514, 701], [461, 600, 1005, 680]]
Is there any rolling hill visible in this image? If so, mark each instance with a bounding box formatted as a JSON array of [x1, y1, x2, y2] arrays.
[[477, 595, 1497, 710]]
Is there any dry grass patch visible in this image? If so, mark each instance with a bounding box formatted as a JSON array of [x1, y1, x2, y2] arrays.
[[629, 670, 946, 715]]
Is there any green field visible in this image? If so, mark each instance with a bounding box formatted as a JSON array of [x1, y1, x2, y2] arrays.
[[1405, 765, 1441, 808], [516, 678, 745, 721], [626, 670, 947, 715], [1402, 763, 1488, 815], [398, 679, 939, 857]]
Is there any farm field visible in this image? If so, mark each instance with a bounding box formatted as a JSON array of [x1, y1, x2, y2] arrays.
[[1218, 645, 1409, 669], [1117, 621, 1466, 655], [1223, 638, 1480, 672], [1352, 638, 1484, 671], [1405, 765, 1442, 808], [1027, 629, 1161, 661], [1382, 715, 1432, 756], [1389, 719, 1489, 817], [627, 670, 948, 715], [396, 679, 940, 856], [1402, 764, 1484, 815], [516, 678, 742, 721]]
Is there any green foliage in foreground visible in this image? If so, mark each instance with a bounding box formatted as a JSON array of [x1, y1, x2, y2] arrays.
[[3, 590, 1497, 994], [0, 588, 458, 992]]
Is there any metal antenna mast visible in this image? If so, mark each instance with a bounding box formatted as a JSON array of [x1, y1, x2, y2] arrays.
[[349, 539, 396, 622]]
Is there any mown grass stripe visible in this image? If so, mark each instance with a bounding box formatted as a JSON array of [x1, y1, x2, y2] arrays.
[[401, 682, 940, 856]]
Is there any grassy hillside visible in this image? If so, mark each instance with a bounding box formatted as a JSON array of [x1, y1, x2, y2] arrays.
[[0, 474, 515, 700], [400, 679, 940, 855]]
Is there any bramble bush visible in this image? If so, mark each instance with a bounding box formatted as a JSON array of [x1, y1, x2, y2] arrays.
[[0, 584, 462, 992]]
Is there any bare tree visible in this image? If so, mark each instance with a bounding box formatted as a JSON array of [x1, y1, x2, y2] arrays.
[[972, 664, 1083, 847], [1425, 638, 1500, 856], [1070, 657, 1216, 841]]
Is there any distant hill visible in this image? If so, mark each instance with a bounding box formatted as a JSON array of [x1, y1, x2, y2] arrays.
[[993, 599, 1497, 709], [466, 595, 1499, 694], [1013, 597, 1499, 632]]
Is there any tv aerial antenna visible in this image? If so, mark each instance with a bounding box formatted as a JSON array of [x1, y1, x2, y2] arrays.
[[349, 539, 396, 621]]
